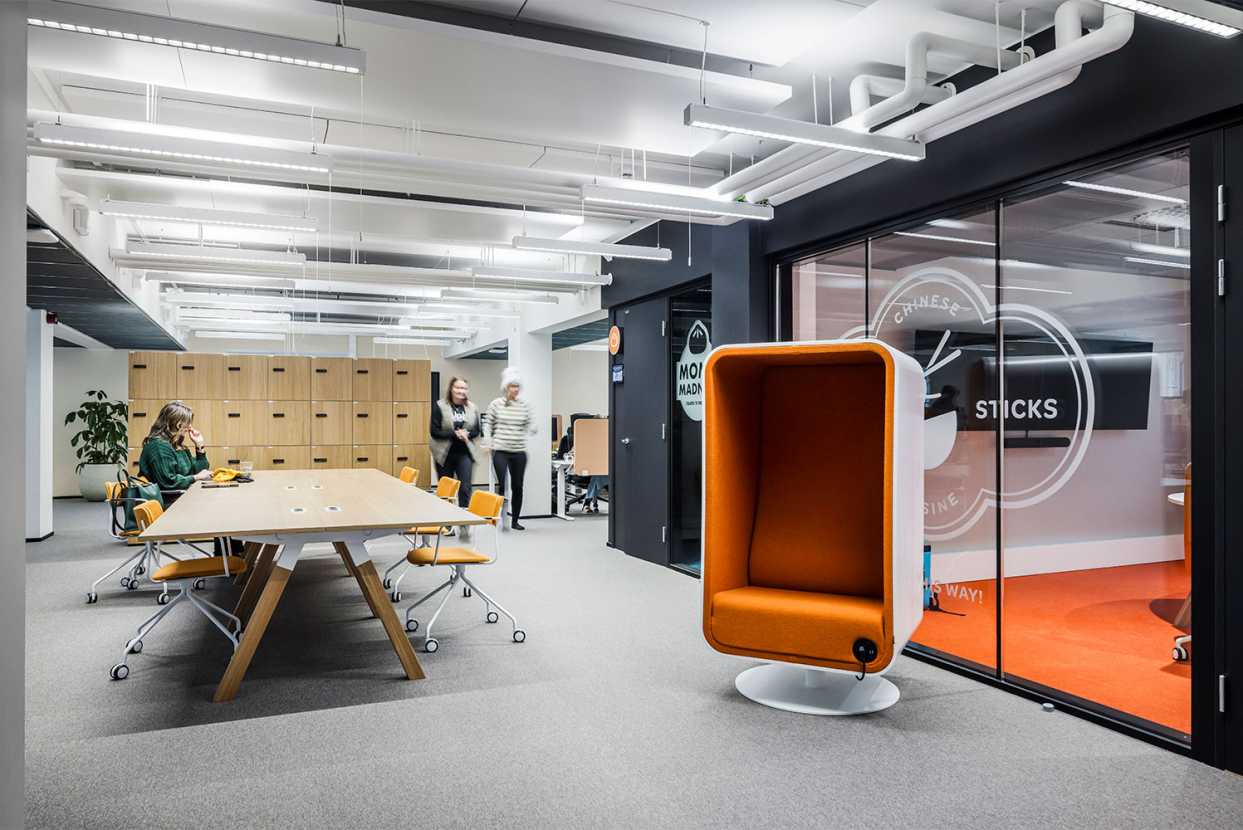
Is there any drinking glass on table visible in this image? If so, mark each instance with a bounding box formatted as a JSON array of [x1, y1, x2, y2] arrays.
[[240, 461, 254, 475]]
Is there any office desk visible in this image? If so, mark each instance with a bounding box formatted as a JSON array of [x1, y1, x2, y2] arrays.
[[140, 468, 487, 702]]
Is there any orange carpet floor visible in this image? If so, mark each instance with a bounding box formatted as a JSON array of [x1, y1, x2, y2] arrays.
[[911, 560, 1191, 736]]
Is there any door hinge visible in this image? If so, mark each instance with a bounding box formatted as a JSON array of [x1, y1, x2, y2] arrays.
[[660, 320, 666, 337], [1218, 184, 1228, 223], [1221, 674, 1228, 714], [1218, 259, 1227, 297], [661, 525, 667, 543]]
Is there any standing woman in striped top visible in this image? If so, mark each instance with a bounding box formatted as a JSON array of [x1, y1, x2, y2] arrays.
[[484, 368, 535, 530]]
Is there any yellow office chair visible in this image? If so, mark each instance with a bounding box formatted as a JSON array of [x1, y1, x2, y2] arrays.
[[88, 481, 214, 605], [382, 476, 461, 599], [398, 466, 420, 485], [109, 500, 249, 681], [401, 490, 523, 653]]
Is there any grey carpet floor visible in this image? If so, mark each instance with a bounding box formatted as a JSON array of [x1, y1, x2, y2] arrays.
[[25, 500, 1243, 829]]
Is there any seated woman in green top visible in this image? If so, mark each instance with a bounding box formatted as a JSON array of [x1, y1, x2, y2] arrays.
[[137, 401, 213, 502]]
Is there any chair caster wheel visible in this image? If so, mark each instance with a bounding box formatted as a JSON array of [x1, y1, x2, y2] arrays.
[[157, 593, 170, 606], [85, 592, 98, 604], [512, 629, 526, 643], [125, 579, 139, 591], [1173, 646, 1189, 662], [382, 578, 392, 590], [390, 591, 402, 603], [193, 579, 206, 591], [129, 639, 143, 654], [424, 638, 439, 653], [486, 611, 499, 624], [405, 619, 419, 633], [463, 587, 472, 597], [120, 577, 131, 589], [109, 663, 129, 680], [135, 565, 145, 576]]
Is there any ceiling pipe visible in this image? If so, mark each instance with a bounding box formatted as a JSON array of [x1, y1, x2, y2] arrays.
[[847, 75, 955, 122], [762, 1, 1132, 205]]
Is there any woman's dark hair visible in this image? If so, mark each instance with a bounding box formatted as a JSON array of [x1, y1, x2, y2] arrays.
[[444, 376, 470, 404], [144, 401, 194, 448]]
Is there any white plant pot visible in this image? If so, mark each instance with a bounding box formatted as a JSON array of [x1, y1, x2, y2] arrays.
[[78, 463, 120, 501]]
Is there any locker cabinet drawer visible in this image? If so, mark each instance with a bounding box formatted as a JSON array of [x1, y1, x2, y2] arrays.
[[128, 351, 177, 399], [393, 401, 430, 445], [310, 445, 352, 469], [352, 445, 393, 476], [213, 446, 261, 469], [217, 400, 267, 446], [392, 444, 429, 483], [352, 401, 393, 445], [352, 358, 393, 401], [176, 353, 225, 399], [258, 445, 310, 471], [222, 354, 268, 399], [266, 400, 310, 445], [310, 357, 352, 400], [267, 355, 310, 400], [310, 400, 351, 445], [126, 399, 162, 448], [393, 359, 431, 402]]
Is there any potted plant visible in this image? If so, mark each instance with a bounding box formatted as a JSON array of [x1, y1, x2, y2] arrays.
[[66, 390, 129, 501]]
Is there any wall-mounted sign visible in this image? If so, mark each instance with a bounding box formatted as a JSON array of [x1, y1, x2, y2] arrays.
[[675, 320, 711, 421], [611, 362, 624, 384], [608, 324, 623, 356]]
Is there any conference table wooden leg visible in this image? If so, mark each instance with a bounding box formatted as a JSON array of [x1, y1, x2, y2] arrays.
[[334, 542, 379, 619], [235, 543, 279, 626], [340, 540, 424, 681], [214, 564, 292, 703], [235, 541, 262, 586]]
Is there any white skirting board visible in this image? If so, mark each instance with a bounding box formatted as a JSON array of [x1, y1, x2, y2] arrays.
[[931, 534, 1184, 585]]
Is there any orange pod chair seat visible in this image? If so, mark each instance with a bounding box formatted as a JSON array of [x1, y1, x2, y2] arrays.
[[702, 340, 924, 715]]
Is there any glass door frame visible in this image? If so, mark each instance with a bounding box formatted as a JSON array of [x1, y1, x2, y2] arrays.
[[772, 135, 1227, 768]]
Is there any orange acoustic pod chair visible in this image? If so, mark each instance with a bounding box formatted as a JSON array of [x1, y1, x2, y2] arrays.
[[702, 340, 924, 715]]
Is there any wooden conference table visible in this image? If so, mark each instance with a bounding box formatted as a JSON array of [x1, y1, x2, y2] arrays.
[[139, 468, 487, 702]]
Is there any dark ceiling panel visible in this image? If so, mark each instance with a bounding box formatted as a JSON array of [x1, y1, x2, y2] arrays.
[[26, 211, 182, 350], [552, 319, 610, 350]]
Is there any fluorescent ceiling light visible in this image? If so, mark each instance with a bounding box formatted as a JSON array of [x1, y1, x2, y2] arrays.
[[372, 337, 450, 346], [441, 288, 558, 305], [1102, 1, 1241, 38], [512, 235, 672, 262], [1124, 256, 1192, 270], [124, 241, 306, 266], [581, 184, 773, 221], [193, 330, 288, 342], [28, 0, 366, 71], [100, 200, 318, 232], [470, 266, 612, 286], [570, 343, 610, 352], [1062, 180, 1186, 204], [1131, 241, 1190, 258], [684, 103, 925, 162], [178, 307, 291, 322], [418, 304, 520, 319], [35, 123, 332, 173], [894, 231, 995, 247]]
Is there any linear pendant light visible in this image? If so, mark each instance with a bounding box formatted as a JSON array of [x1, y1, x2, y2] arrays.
[[100, 200, 319, 232], [193, 331, 288, 341], [512, 235, 672, 262], [440, 288, 559, 305], [684, 103, 926, 162], [35, 123, 332, 173], [1103, 1, 1242, 37], [581, 184, 773, 221], [470, 266, 612, 286], [124, 241, 307, 266], [28, 0, 367, 72]]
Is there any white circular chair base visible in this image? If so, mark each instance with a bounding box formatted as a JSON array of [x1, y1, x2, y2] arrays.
[[735, 663, 900, 715]]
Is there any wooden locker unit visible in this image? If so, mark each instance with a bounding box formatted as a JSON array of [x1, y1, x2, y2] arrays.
[[353, 358, 393, 401], [352, 445, 393, 476], [352, 401, 393, 445], [182, 399, 218, 443], [128, 351, 178, 399], [126, 399, 162, 448], [393, 401, 430, 444], [222, 354, 268, 399], [311, 357, 353, 400], [393, 359, 431, 401], [266, 400, 310, 446], [176, 353, 225, 399], [218, 400, 267, 446], [310, 445, 352, 469], [392, 444, 429, 481], [259, 445, 310, 471], [310, 400, 351, 445], [214, 446, 261, 468], [267, 355, 310, 400]]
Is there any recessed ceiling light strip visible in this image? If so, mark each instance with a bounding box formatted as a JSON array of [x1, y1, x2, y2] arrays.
[[28, 0, 366, 72], [1102, 1, 1241, 38]]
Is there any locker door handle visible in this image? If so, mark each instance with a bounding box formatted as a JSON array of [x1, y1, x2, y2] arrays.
[[315, 413, 328, 418], [396, 456, 408, 462], [227, 366, 241, 372], [356, 457, 368, 462], [227, 413, 241, 418], [396, 413, 408, 419], [272, 413, 286, 418], [357, 413, 369, 418], [227, 458, 240, 465], [133, 412, 147, 418], [272, 458, 285, 464], [181, 365, 195, 371], [315, 368, 328, 374], [396, 370, 409, 376], [356, 369, 369, 375], [272, 367, 286, 373], [132, 363, 147, 369], [313, 457, 327, 463]]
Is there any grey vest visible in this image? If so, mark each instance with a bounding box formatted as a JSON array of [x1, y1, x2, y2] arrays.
[[430, 399, 480, 467]]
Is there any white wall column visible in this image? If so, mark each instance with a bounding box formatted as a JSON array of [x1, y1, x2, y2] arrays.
[[0, 2, 27, 826], [506, 328, 553, 517], [27, 309, 54, 540]]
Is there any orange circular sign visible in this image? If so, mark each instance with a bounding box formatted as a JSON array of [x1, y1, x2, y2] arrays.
[[608, 325, 622, 356]]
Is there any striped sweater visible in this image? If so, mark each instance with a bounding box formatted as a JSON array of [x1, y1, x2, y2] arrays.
[[484, 396, 534, 452]]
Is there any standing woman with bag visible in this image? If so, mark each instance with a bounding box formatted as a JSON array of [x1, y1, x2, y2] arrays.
[[484, 368, 534, 530], [429, 376, 480, 507]]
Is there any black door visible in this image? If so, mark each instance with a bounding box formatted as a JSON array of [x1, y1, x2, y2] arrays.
[[610, 296, 669, 564]]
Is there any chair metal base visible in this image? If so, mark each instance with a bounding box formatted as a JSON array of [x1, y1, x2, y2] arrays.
[[735, 664, 899, 715]]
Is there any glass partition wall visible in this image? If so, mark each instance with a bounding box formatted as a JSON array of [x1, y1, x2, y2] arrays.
[[786, 148, 1192, 743]]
